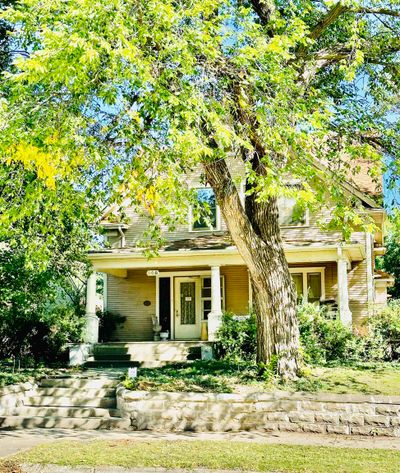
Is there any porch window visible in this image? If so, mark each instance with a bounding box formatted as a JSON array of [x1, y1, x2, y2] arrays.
[[191, 188, 219, 231], [201, 276, 225, 320], [290, 268, 324, 304], [278, 196, 307, 227]]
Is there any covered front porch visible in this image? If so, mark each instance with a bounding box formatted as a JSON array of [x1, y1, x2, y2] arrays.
[[83, 242, 367, 344]]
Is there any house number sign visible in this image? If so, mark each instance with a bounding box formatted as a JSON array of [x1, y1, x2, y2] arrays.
[[146, 270, 159, 276]]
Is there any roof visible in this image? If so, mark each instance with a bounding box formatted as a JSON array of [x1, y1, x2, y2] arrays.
[[347, 158, 382, 198], [163, 234, 234, 251]]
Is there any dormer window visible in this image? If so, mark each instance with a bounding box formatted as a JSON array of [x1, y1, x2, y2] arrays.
[[190, 188, 220, 231], [278, 196, 308, 227]]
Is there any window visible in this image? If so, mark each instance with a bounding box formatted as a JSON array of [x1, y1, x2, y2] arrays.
[[278, 196, 307, 226], [290, 268, 324, 304], [201, 276, 225, 320], [191, 188, 219, 231]]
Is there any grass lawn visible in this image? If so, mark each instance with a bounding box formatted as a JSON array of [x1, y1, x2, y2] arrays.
[[7, 439, 400, 473], [123, 360, 400, 396]]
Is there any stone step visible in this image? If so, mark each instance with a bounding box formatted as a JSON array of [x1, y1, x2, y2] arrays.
[[25, 396, 116, 408], [93, 354, 132, 361], [0, 416, 131, 430], [84, 361, 140, 369], [39, 378, 120, 389], [32, 387, 116, 398], [2, 406, 120, 418]]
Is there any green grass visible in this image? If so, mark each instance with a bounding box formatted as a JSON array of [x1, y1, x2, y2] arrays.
[[10, 439, 400, 473], [123, 360, 400, 396], [0, 364, 81, 387]]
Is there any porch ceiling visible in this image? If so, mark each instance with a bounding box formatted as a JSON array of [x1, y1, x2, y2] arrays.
[[90, 242, 365, 274]]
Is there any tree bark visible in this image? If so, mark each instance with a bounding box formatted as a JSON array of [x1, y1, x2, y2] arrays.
[[203, 158, 300, 380]]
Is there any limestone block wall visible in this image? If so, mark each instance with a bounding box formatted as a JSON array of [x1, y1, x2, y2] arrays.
[[117, 388, 400, 437], [0, 382, 34, 414]]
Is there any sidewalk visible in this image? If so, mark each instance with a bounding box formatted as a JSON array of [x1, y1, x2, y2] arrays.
[[1, 428, 400, 459]]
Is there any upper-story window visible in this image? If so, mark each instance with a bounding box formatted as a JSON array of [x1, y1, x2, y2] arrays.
[[190, 188, 220, 231], [278, 196, 308, 227]]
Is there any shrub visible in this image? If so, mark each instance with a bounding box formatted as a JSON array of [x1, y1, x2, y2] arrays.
[[98, 310, 126, 342], [368, 301, 400, 360], [214, 311, 256, 362], [298, 303, 354, 364]]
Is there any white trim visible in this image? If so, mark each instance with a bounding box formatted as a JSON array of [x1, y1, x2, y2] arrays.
[[155, 275, 160, 324], [188, 187, 221, 232], [200, 274, 225, 320], [103, 272, 108, 312], [92, 244, 366, 272], [365, 232, 375, 311], [289, 267, 326, 302]]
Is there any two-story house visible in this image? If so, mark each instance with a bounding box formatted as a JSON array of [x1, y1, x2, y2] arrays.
[[83, 161, 393, 352]]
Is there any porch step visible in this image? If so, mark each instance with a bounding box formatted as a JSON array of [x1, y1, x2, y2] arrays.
[[0, 373, 130, 431], [88, 341, 211, 367], [0, 416, 130, 430], [84, 361, 140, 369]]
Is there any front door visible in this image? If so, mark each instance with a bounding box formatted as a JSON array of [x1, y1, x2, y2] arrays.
[[174, 277, 201, 340]]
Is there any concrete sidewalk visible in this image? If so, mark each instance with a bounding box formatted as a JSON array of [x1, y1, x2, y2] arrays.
[[1, 429, 400, 459]]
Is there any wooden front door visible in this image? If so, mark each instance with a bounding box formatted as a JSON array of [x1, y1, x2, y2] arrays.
[[174, 277, 201, 339]]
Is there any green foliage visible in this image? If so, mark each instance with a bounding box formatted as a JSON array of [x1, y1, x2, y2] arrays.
[[297, 304, 354, 364], [368, 301, 400, 361], [376, 213, 400, 299], [215, 303, 400, 366], [122, 360, 258, 393], [0, 0, 398, 246], [0, 248, 85, 364], [98, 310, 126, 343], [214, 312, 257, 362]]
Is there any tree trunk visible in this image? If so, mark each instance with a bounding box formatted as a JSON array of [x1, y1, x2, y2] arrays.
[[203, 159, 300, 380]]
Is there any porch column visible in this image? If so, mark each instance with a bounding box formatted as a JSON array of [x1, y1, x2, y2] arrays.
[[208, 266, 223, 341], [84, 271, 99, 343], [337, 248, 352, 327]]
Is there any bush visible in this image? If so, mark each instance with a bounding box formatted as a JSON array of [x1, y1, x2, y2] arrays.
[[368, 301, 400, 361], [0, 248, 86, 365], [98, 310, 126, 342], [298, 303, 354, 364], [214, 303, 400, 367], [214, 312, 256, 362]]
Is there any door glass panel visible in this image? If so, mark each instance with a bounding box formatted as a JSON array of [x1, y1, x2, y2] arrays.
[[292, 273, 303, 303], [180, 282, 196, 325], [307, 273, 322, 303]]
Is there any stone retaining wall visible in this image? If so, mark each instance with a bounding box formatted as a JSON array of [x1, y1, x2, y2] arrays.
[[117, 388, 400, 437], [0, 382, 34, 414]]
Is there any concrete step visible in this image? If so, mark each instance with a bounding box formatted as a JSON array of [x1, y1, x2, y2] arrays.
[[2, 406, 120, 418], [92, 342, 209, 363], [25, 396, 116, 408], [93, 354, 132, 361], [32, 387, 116, 398], [84, 361, 140, 368], [0, 416, 131, 430], [39, 378, 120, 389]]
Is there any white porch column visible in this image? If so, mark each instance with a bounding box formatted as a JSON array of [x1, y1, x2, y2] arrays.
[[84, 271, 99, 343], [207, 266, 223, 341], [337, 248, 352, 327]]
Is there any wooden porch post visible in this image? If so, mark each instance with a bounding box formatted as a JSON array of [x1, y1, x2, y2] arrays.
[[208, 265, 223, 341], [84, 271, 99, 343], [337, 247, 352, 327]]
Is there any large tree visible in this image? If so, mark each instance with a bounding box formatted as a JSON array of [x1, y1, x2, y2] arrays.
[[1, 1, 400, 378]]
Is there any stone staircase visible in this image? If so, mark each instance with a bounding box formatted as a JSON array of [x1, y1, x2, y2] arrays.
[[85, 341, 211, 368], [0, 374, 131, 430]]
